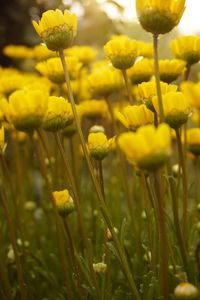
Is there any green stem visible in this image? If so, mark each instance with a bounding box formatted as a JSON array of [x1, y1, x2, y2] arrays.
[[0, 190, 26, 300], [59, 48, 141, 300], [183, 63, 191, 81], [175, 129, 188, 245], [153, 33, 164, 122], [153, 170, 169, 300], [122, 69, 133, 105]]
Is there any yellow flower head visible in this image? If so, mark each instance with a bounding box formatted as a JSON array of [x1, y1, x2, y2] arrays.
[[88, 132, 113, 160], [180, 81, 200, 109], [0, 126, 5, 153], [116, 104, 154, 130], [158, 59, 186, 83], [136, 0, 186, 34], [127, 58, 153, 84], [136, 41, 153, 58], [0, 73, 27, 97], [104, 38, 138, 69], [186, 128, 200, 156], [138, 80, 177, 111], [33, 44, 56, 60], [32, 9, 77, 51], [52, 189, 75, 217], [118, 123, 171, 171], [11, 131, 28, 143], [78, 100, 110, 120], [43, 96, 73, 132], [88, 66, 123, 97], [65, 46, 97, 65], [3, 44, 33, 60], [152, 91, 190, 128], [174, 282, 199, 299], [8, 89, 48, 131], [170, 36, 200, 65], [35, 56, 82, 83]]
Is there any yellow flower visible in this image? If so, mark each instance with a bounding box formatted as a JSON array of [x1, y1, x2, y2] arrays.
[[118, 123, 171, 171], [158, 59, 186, 83], [32, 9, 77, 51], [127, 58, 153, 84], [152, 91, 190, 128], [186, 128, 200, 156], [11, 131, 28, 143], [33, 44, 56, 60], [174, 282, 199, 299], [104, 38, 138, 69], [8, 89, 48, 131], [35, 56, 82, 84], [136, 41, 153, 58], [88, 66, 123, 97], [79, 100, 110, 120], [43, 96, 73, 132], [0, 127, 5, 153], [3, 44, 33, 60], [136, 0, 186, 34], [52, 189, 75, 217], [88, 132, 113, 160], [138, 80, 177, 111], [65, 46, 97, 65], [170, 36, 200, 65], [0, 74, 27, 97], [180, 81, 200, 109], [116, 104, 154, 130]]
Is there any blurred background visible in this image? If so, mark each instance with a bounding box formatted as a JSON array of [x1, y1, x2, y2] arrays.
[[0, 0, 200, 66]]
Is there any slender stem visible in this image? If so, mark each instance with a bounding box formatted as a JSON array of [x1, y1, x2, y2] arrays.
[[0, 190, 26, 300], [183, 64, 191, 81], [122, 69, 133, 105], [153, 170, 169, 300], [59, 48, 141, 300], [153, 33, 164, 122], [97, 160, 105, 201], [175, 129, 188, 245]]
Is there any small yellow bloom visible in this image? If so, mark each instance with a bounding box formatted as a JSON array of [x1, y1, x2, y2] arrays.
[[136, 0, 186, 34], [32, 9, 77, 51], [3, 44, 33, 60], [0, 127, 5, 153], [158, 59, 186, 83], [43, 96, 73, 132], [174, 282, 199, 299], [0, 74, 27, 97], [93, 262, 107, 274], [181, 81, 200, 109], [8, 89, 48, 131], [11, 130, 28, 143], [116, 104, 154, 130], [138, 80, 177, 111], [88, 132, 113, 160], [52, 189, 75, 217], [78, 100, 110, 120], [104, 38, 138, 69], [127, 58, 153, 84], [170, 36, 200, 65], [152, 91, 190, 128], [118, 123, 171, 171], [65, 46, 97, 65], [36, 56, 82, 84], [136, 41, 153, 58], [33, 44, 56, 60], [88, 66, 123, 97], [186, 128, 200, 156]]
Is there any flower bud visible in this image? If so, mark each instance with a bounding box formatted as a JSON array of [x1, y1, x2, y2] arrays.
[[174, 282, 199, 299], [52, 189, 75, 217]]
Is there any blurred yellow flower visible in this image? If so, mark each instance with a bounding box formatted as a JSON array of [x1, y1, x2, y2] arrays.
[[186, 128, 200, 156], [3, 44, 33, 60], [88, 66, 123, 97], [158, 59, 186, 83], [79, 100, 110, 120], [0, 126, 5, 153], [136, 0, 186, 34], [127, 58, 153, 84], [52, 189, 75, 217], [170, 36, 200, 65], [138, 80, 177, 111], [65, 46, 97, 65], [33, 44, 56, 61], [35, 56, 82, 84], [118, 123, 171, 171], [104, 38, 138, 69], [8, 89, 48, 131], [181, 81, 200, 109], [43, 96, 73, 132], [32, 9, 77, 51], [174, 282, 199, 300], [152, 92, 190, 128], [116, 104, 154, 130], [136, 41, 153, 58], [88, 132, 113, 160]]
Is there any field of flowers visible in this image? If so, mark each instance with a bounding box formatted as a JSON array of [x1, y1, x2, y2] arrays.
[[0, 0, 200, 299]]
